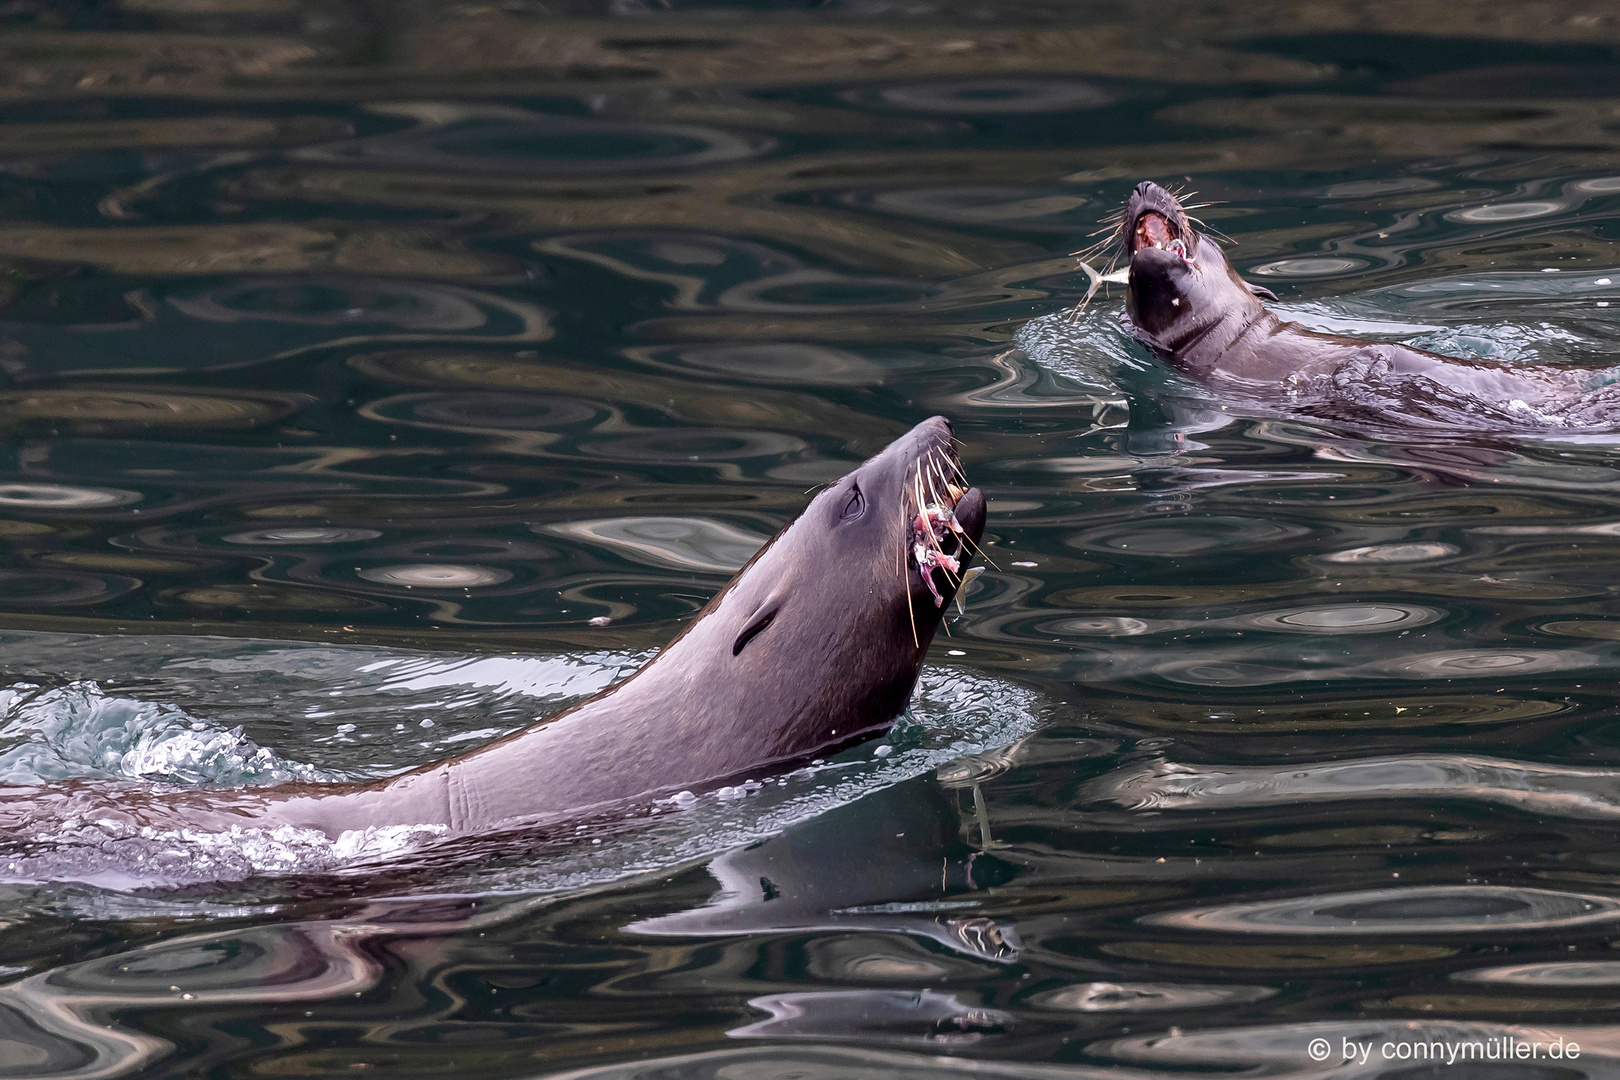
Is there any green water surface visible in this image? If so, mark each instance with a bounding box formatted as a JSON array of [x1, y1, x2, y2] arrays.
[[4, 1, 1620, 1076]]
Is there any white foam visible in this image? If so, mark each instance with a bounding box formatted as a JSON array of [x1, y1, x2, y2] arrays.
[[177, 822, 449, 875], [1, 819, 448, 887], [0, 681, 334, 786]]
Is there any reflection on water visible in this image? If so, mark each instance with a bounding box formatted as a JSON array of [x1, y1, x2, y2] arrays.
[[540, 516, 768, 573], [1030, 981, 1275, 1012], [299, 107, 776, 177], [1144, 886, 1620, 935], [6, 0, 1620, 1076], [729, 988, 1014, 1043], [1086, 754, 1620, 821]]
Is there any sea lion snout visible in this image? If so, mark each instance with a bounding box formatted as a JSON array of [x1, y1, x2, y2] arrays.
[[903, 413, 954, 451], [1113, 181, 1266, 353], [1126, 244, 1200, 338], [1122, 180, 1192, 259], [951, 486, 987, 548], [1119, 182, 1204, 341]]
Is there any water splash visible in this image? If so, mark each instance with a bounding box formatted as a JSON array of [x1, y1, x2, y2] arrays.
[[0, 681, 336, 787], [0, 663, 1043, 894], [1, 820, 450, 891]]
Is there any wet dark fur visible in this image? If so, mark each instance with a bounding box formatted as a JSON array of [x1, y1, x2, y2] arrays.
[[1114, 181, 1604, 430], [6, 418, 986, 847]]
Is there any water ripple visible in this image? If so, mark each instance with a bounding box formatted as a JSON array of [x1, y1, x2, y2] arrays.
[[1030, 981, 1275, 1012], [539, 517, 768, 574], [356, 563, 514, 588], [222, 527, 382, 546], [729, 989, 1012, 1044], [1144, 886, 1620, 935], [1318, 542, 1460, 564], [0, 483, 139, 510], [1084, 754, 1620, 821], [853, 77, 1114, 114], [1457, 962, 1620, 986], [301, 107, 774, 176]]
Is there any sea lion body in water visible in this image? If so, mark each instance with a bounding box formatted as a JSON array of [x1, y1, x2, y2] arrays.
[[1110, 181, 1610, 429], [6, 418, 985, 849]]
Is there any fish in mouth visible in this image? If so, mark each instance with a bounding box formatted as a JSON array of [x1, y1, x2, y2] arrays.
[[1125, 183, 1195, 266], [1074, 180, 1614, 433], [1063, 180, 1206, 320], [904, 437, 975, 613], [1073, 178, 1202, 275]]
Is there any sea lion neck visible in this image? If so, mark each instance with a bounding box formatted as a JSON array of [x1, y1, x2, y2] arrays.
[[1126, 236, 1267, 370]]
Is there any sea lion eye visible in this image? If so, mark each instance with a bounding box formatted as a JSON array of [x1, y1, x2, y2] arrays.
[[840, 482, 865, 521]]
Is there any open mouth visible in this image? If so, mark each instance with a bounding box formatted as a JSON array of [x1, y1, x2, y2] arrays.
[[1133, 210, 1190, 262], [904, 440, 973, 611]]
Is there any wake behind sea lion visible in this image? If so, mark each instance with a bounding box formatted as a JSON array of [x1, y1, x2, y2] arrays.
[[1, 417, 985, 877], [1095, 180, 1618, 431]]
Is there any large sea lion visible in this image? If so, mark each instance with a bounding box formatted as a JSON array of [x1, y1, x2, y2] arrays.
[[1109, 180, 1607, 428], [4, 417, 985, 856]]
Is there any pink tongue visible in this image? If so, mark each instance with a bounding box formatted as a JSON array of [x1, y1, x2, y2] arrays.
[[1136, 212, 1175, 250]]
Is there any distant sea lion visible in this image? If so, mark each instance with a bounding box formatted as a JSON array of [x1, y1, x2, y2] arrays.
[[1106, 180, 1607, 429], [7, 418, 985, 851]]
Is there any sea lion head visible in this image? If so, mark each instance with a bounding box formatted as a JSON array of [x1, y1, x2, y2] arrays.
[[1115, 181, 1270, 361], [679, 416, 986, 760]]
